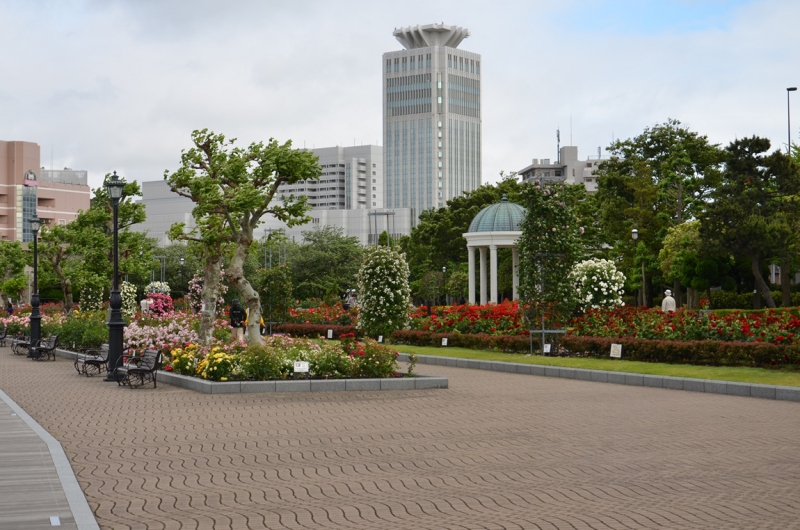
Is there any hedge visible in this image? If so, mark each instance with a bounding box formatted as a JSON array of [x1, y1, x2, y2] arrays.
[[271, 323, 358, 340], [562, 335, 800, 368], [710, 290, 800, 310], [390, 330, 531, 352]]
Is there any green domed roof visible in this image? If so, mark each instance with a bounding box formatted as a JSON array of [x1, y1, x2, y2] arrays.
[[468, 195, 526, 233]]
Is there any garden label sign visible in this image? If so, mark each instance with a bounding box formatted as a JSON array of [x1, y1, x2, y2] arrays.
[[610, 343, 622, 358], [543, 343, 551, 353], [294, 361, 309, 373], [442, 337, 448, 346], [327, 329, 333, 339], [378, 335, 383, 343]]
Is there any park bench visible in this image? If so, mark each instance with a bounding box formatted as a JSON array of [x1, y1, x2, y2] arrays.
[[12, 334, 31, 356], [114, 349, 161, 388], [74, 344, 109, 377], [30, 335, 59, 361]]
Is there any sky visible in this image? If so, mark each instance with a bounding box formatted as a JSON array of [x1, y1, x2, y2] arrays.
[[1, 0, 798, 191]]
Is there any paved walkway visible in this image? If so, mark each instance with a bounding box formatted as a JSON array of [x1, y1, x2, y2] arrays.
[[1, 348, 799, 529]]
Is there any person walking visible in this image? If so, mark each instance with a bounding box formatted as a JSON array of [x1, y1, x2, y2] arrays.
[[6, 301, 12, 315], [661, 289, 676, 313], [229, 299, 246, 341]]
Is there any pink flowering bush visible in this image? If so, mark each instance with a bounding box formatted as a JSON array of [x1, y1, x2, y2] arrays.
[[146, 293, 174, 315]]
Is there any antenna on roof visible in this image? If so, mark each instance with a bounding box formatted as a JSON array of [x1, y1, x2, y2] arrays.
[[556, 129, 560, 163]]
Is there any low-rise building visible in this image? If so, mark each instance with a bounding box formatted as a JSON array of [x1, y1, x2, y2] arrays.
[[0, 140, 91, 241], [518, 146, 607, 192]]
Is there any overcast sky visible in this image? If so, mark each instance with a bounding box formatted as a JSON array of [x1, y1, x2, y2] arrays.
[[1, 0, 798, 191]]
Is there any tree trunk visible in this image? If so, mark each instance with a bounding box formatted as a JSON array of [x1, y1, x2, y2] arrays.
[[52, 257, 74, 312], [673, 278, 682, 308], [686, 287, 697, 309], [751, 255, 776, 308], [780, 255, 792, 308], [199, 252, 223, 345], [227, 234, 262, 346]]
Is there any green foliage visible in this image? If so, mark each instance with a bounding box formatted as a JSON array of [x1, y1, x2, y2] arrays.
[[595, 120, 723, 302], [54, 311, 108, 350], [165, 129, 322, 345], [288, 226, 363, 301], [356, 246, 411, 338], [517, 181, 583, 327], [238, 343, 288, 380], [700, 136, 800, 308], [0, 240, 27, 300]]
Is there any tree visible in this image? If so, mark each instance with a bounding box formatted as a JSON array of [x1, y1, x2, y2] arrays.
[[595, 120, 723, 306], [288, 226, 363, 302], [165, 129, 321, 345], [700, 137, 800, 308], [0, 241, 27, 303]]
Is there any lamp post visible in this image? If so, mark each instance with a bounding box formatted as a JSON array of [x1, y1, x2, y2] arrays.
[[442, 266, 447, 306], [27, 216, 42, 357], [788, 87, 797, 154], [104, 172, 126, 381], [631, 228, 645, 307]]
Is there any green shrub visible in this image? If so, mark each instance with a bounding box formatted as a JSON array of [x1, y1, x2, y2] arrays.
[[56, 312, 108, 349], [562, 335, 800, 367], [238, 344, 288, 380], [391, 330, 531, 353]]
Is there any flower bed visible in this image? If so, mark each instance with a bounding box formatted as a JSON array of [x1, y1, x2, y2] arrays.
[[287, 302, 356, 325], [164, 335, 403, 381], [569, 307, 800, 345], [409, 300, 527, 335], [391, 329, 530, 353], [272, 323, 357, 339]]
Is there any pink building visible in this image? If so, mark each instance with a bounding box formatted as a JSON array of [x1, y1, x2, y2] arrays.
[[0, 140, 91, 241]]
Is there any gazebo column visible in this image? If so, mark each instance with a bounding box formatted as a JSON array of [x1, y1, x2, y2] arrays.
[[467, 246, 476, 304], [479, 247, 487, 305], [512, 247, 519, 300], [490, 244, 498, 304]]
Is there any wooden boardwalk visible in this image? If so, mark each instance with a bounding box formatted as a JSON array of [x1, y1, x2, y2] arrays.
[[0, 397, 77, 529]]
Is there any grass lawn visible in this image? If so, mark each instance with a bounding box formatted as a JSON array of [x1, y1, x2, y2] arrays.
[[392, 344, 800, 387]]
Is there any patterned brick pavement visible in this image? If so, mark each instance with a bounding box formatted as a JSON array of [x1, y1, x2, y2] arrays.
[[1, 348, 799, 530]]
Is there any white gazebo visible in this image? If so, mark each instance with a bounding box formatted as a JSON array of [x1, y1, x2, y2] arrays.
[[462, 195, 526, 304]]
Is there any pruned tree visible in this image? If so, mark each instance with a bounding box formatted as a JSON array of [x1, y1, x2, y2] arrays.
[[165, 129, 321, 345]]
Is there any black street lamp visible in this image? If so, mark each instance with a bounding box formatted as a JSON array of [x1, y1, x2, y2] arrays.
[[27, 216, 42, 357], [631, 228, 646, 307], [104, 172, 126, 381], [442, 266, 447, 306], [788, 87, 797, 154]]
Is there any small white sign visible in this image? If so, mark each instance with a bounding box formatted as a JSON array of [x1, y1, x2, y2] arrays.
[[543, 343, 552, 353], [610, 343, 622, 358], [327, 329, 333, 339], [377, 335, 384, 343], [293, 361, 309, 373], [441, 337, 448, 346]]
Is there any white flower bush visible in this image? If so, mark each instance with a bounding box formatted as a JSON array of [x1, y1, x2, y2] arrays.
[[79, 284, 104, 312], [121, 281, 138, 320], [356, 246, 411, 338], [570, 258, 626, 311], [145, 281, 171, 295]]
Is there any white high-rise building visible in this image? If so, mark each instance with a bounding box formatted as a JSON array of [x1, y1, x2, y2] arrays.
[[383, 23, 481, 216], [278, 145, 383, 210]]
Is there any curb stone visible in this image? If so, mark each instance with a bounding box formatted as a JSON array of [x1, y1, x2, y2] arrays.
[[52, 349, 448, 394], [396, 353, 800, 403]]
